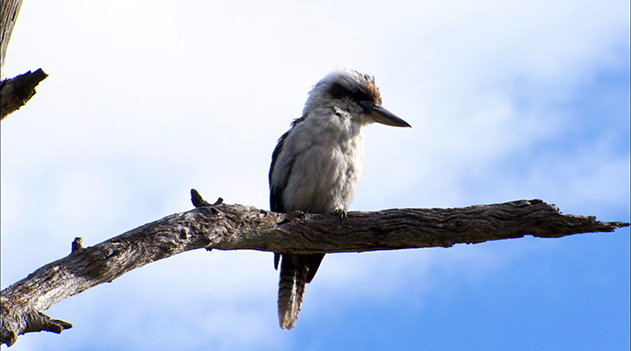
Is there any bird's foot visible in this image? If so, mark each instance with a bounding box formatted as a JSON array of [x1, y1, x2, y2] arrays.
[[290, 209, 308, 219], [334, 208, 347, 218]]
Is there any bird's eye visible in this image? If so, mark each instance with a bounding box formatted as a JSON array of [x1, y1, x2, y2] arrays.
[[327, 83, 373, 103], [350, 90, 372, 103], [327, 83, 347, 99]]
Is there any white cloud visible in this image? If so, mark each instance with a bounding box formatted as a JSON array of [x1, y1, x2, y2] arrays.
[[1, 0, 628, 350]]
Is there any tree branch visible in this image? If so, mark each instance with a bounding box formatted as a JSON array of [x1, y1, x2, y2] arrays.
[[1, 69, 48, 119], [1, 195, 628, 346], [1, 0, 48, 120], [1, 0, 23, 73]]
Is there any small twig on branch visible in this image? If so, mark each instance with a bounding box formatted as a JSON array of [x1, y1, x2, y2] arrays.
[[1, 194, 628, 346], [191, 188, 223, 207], [1, 69, 48, 119], [71, 237, 84, 253]]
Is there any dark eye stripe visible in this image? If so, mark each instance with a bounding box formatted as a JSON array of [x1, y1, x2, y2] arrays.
[[327, 82, 373, 103]]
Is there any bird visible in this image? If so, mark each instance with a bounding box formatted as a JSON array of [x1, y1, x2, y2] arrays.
[[269, 69, 410, 329]]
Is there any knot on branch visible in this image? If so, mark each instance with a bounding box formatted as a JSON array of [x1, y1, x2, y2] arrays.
[[71, 237, 84, 253]]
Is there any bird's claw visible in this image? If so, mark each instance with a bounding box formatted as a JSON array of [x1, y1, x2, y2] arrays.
[[335, 208, 347, 218], [290, 210, 308, 219]]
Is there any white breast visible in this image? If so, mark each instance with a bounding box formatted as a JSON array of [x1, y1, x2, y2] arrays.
[[274, 107, 365, 213]]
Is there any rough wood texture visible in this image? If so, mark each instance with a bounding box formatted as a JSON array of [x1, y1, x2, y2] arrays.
[[1, 197, 628, 346], [1, 69, 48, 119], [1, 0, 23, 73], [1, 0, 48, 120]]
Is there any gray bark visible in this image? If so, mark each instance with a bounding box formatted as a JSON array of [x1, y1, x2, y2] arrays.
[[1, 0, 48, 120], [1, 195, 628, 346], [1, 0, 23, 73]]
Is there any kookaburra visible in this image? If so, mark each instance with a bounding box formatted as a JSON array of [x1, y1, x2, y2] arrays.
[[269, 69, 410, 329]]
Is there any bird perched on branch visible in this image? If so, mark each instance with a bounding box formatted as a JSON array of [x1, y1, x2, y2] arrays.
[[269, 69, 411, 329]]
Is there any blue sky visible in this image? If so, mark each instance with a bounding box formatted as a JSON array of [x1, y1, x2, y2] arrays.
[[1, 1, 629, 350]]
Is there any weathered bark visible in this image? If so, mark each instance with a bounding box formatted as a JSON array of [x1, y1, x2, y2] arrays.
[[1, 0, 48, 120], [1, 0, 23, 73], [1, 195, 628, 346]]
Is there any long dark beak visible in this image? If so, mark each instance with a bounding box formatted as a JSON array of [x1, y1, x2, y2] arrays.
[[362, 102, 411, 127]]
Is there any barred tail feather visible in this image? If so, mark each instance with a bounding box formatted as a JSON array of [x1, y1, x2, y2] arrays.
[[278, 254, 309, 329]]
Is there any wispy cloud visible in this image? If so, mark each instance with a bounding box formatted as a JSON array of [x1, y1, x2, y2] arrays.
[[2, 0, 628, 350]]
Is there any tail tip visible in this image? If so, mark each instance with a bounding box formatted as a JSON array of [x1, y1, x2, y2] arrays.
[[280, 319, 296, 330], [278, 309, 298, 330]]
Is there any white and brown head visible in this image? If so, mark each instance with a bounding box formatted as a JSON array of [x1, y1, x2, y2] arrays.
[[302, 69, 411, 128]]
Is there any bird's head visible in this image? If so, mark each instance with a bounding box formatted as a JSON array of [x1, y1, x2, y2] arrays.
[[303, 69, 411, 128]]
